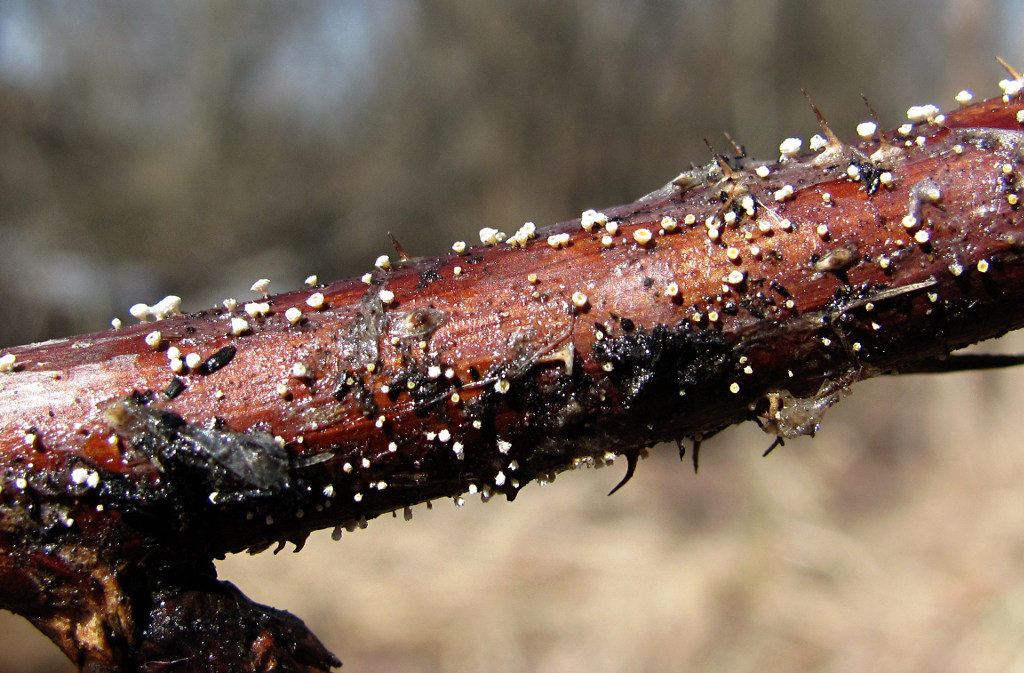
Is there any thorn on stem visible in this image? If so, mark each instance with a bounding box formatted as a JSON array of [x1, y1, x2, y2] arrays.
[[722, 131, 746, 159], [763, 436, 784, 457], [860, 95, 891, 147], [703, 138, 735, 178], [388, 232, 411, 262], [802, 89, 843, 150], [607, 449, 639, 496], [997, 56, 1022, 81]]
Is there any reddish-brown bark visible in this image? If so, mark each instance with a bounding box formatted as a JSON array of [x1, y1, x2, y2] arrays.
[[1, 92, 1024, 670]]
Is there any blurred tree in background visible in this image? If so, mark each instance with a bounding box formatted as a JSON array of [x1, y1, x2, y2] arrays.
[[1, 2, 1023, 672], [1, 0, 1014, 347]]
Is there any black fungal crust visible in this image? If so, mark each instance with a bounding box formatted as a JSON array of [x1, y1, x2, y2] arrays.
[[197, 346, 237, 375], [414, 267, 443, 290], [99, 394, 295, 533], [592, 323, 741, 402], [163, 377, 186, 400]]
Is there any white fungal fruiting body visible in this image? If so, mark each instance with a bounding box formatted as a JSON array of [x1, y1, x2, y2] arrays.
[[244, 302, 270, 318], [906, 104, 941, 123], [379, 289, 396, 304], [547, 233, 571, 249], [507, 221, 537, 247], [452, 241, 467, 254], [306, 293, 325, 309], [1000, 78, 1024, 97], [479, 227, 504, 245], [250, 278, 270, 295], [779, 137, 803, 158], [773, 185, 795, 202], [374, 255, 391, 271], [632, 228, 653, 245], [151, 296, 182, 319], [580, 209, 608, 231], [285, 307, 303, 324], [571, 291, 589, 309], [955, 90, 974, 105], [70, 467, 99, 488], [230, 317, 250, 336], [130, 296, 184, 323], [856, 121, 877, 138], [144, 331, 162, 350], [808, 134, 828, 152], [129, 304, 152, 322], [185, 353, 202, 370], [0, 353, 16, 373], [755, 165, 771, 178], [304, 275, 318, 286]]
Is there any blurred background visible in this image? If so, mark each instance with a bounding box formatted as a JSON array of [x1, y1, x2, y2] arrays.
[[2, 1, 1024, 671]]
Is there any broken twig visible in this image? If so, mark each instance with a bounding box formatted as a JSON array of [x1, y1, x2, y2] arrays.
[[3, 74, 1024, 670]]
